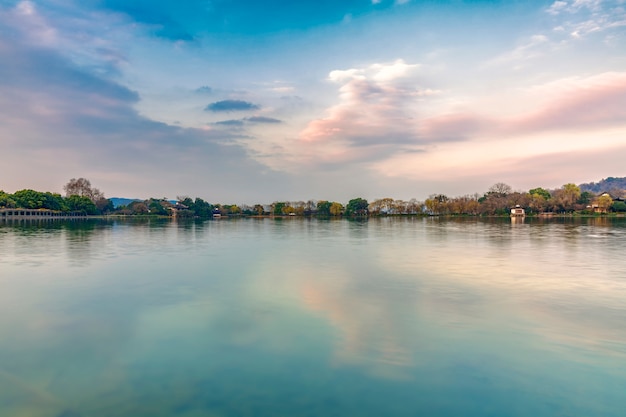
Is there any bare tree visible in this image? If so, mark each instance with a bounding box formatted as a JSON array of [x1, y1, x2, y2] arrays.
[[64, 178, 104, 202], [488, 182, 512, 196]]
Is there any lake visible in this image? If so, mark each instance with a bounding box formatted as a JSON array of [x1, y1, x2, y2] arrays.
[[1, 217, 625, 417]]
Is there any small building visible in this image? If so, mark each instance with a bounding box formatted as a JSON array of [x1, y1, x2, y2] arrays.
[[510, 205, 525, 217], [169, 202, 190, 217], [590, 192, 619, 214]]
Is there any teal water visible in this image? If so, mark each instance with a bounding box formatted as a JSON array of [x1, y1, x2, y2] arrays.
[[1, 217, 625, 417]]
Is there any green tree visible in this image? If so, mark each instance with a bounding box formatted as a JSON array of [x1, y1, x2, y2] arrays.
[[316, 200, 332, 216], [529, 187, 551, 201], [43, 192, 67, 211], [12, 189, 48, 209], [612, 201, 626, 212], [0, 191, 16, 208], [578, 191, 594, 205], [193, 198, 214, 217], [147, 199, 168, 216], [273, 202, 286, 215], [65, 195, 98, 214], [345, 198, 369, 217]]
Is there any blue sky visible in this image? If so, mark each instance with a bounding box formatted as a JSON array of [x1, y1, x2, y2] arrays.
[[1, 0, 625, 203]]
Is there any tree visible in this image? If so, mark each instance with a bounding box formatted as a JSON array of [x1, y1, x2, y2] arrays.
[[193, 198, 214, 217], [0, 191, 16, 208], [368, 198, 394, 215], [147, 199, 168, 216], [553, 183, 581, 212], [317, 200, 332, 216], [305, 200, 317, 215], [43, 192, 67, 211], [64, 178, 104, 202], [273, 202, 286, 215], [329, 202, 343, 216], [65, 195, 98, 214], [128, 201, 149, 214], [595, 194, 614, 212], [12, 190, 67, 210], [578, 191, 595, 205], [96, 198, 114, 214], [612, 201, 626, 212], [529, 187, 551, 201], [345, 198, 368, 217], [528, 193, 548, 214], [488, 182, 512, 197], [406, 198, 423, 214]]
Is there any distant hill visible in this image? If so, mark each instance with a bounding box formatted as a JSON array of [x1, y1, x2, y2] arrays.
[[579, 177, 626, 194], [109, 197, 141, 208], [109, 197, 178, 208]]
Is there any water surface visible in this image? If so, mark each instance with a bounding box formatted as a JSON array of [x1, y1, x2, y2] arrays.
[[1, 217, 625, 417]]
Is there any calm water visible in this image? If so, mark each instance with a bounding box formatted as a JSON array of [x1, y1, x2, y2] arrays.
[[1, 217, 625, 417]]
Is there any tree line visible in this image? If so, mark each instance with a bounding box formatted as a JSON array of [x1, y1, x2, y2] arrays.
[[1, 179, 625, 218], [0, 178, 113, 215], [422, 183, 625, 215]]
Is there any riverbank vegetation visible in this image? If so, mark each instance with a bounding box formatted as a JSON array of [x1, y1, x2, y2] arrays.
[[1, 178, 625, 218]]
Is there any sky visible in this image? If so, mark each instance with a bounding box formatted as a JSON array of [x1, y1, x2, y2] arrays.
[[1, 0, 625, 203]]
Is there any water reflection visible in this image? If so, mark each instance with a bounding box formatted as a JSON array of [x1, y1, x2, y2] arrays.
[[1, 217, 626, 416], [299, 264, 416, 377]]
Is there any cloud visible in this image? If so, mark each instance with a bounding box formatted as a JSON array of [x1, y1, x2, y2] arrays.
[[546, 0, 626, 38], [547, 0, 603, 15], [299, 60, 427, 150], [547, 1, 569, 15], [485, 35, 549, 67], [417, 113, 489, 143], [212, 116, 282, 127], [510, 72, 626, 133], [0, 5, 286, 200], [366, 70, 626, 187], [397, 72, 626, 143], [213, 119, 245, 126], [245, 116, 282, 124], [195, 86, 212, 94], [204, 100, 260, 112], [293, 59, 459, 168]]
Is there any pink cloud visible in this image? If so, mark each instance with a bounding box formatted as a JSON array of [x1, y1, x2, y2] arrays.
[[300, 60, 426, 147], [399, 72, 626, 143], [510, 72, 626, 133], [418, 112, 490, 142]]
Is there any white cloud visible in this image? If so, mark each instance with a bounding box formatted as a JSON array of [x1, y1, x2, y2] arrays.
[[300, 60, 427, 152], [484, 35, 549, 67], [547, 1, 569, 15], [9, 1, 58, 46], [546, 0, 626, 39]]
